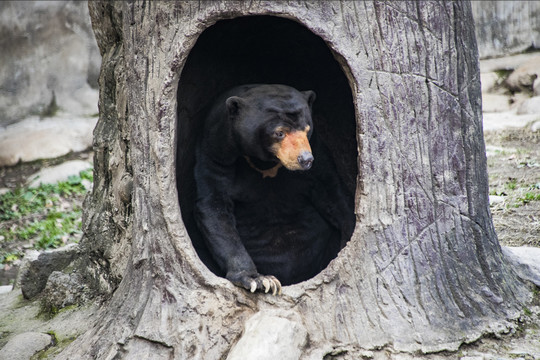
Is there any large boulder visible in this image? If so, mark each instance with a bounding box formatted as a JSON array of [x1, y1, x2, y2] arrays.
[[14, 244, 80, 300], [505, 55, 540, 94], [0, 1, 100, 126], [27, 160, 92, 188], [0, 115, 97, 167]]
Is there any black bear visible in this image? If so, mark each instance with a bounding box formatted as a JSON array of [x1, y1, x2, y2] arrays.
[[194, 84, 354, 295]]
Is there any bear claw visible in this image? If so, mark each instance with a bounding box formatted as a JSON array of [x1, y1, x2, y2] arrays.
[[267, 275, 282, 296], [247, 275, 282, 295], [250, 280, 257, 293], [263, 278, 271, 293]]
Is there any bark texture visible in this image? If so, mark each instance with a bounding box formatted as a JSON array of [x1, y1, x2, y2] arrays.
[[60, 1, 530, 359]]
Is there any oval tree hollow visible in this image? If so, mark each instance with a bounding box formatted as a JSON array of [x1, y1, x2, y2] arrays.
[[176, 15, 358, 283]]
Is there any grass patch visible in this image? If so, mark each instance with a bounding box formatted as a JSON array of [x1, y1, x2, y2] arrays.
[[519, 192, 540, 205], [0, 169, 92, 265], [505, 178, 518, 191], [0, 169, 92, 222], [16, 209, 82, 250]]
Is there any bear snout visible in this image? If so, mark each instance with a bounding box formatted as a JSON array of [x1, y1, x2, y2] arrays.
[[273, 129, 313, 171], [298, 151, 314, 170]]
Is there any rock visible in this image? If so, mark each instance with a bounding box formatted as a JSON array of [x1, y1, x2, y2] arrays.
[[40, 271, 88, 313], [482, 94, 511, 113], [0, 332, 53, 360], [479, 53, 540, 74], [502, 246, 540, 287], [27, 160, 92, 188], [471, 2, 540, 58], [531, 120, 540, 133], [0, 115, 97, 167], [482, 111, 539, 132], [227, 312, 308, 360], [14, 244, 80, 300], [516, 96, 540, 115], [13, 250, 39, 289], [480, 72, 500, 93], [505, 55, 540, 93], [509, 92, 532, 110], [0, 1, 101, 126], [489, 195, 505, 205], [0, 285, 12, 295]]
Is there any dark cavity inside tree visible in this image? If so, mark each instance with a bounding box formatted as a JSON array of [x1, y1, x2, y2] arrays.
[[176, 15, 358, 281]]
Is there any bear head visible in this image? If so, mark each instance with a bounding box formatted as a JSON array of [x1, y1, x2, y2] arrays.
[[225, 84, 316, 171]]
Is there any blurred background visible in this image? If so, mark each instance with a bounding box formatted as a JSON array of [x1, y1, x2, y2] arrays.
[[0, 1, 99, 169], [0, 1, 539, 284]]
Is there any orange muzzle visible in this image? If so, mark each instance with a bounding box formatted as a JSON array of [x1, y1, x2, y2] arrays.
[[273, 128, 313, 171]]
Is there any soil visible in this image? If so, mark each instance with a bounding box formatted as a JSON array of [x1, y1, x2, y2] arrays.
[[484, 125, 540, 248]]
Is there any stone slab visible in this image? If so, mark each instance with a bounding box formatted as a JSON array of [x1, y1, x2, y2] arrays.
[[0, 114, 97, 167], [27, 160, 92, 188], [502, 246, 540, 287], [482, 111, 539, 132], [227, 312, 308, 360], [0, 332, 52, 360]]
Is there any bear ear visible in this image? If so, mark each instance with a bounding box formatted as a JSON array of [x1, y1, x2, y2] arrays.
[[302, 90, 316, 109], [225, 96, 246, 118]]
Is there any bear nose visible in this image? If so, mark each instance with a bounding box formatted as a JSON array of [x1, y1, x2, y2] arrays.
[[298, 151, 314, 170]]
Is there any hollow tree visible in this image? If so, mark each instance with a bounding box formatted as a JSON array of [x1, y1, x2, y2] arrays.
[[58, 1, 531, 359]]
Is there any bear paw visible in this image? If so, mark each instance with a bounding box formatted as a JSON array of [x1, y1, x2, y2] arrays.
[[228, 271, 282, 295], [249, 275, 282, 296]]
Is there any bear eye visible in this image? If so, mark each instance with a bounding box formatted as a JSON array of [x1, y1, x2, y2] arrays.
[[274, 130, 285, 140]]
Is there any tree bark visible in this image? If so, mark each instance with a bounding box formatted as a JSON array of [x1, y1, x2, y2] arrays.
[[58, 1, 531, 359]]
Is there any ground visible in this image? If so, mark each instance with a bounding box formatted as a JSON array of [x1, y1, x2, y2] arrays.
[[485, 125, 540, 248], [0, 151, 92, 285]]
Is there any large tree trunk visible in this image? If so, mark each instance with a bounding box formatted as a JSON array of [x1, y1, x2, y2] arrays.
[[58, 1, 531, 358]]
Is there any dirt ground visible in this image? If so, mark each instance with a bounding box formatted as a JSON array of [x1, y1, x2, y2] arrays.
[[484, 125, 540, 248]]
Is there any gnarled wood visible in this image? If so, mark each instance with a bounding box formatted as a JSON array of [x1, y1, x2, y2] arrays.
[[58, 1, 530, 359]]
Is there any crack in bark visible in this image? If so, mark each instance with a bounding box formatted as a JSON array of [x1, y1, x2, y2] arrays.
[[132, 334, 173, 349]]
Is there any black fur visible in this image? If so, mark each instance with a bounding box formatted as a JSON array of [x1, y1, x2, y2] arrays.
[[194, 84, 354, 290]]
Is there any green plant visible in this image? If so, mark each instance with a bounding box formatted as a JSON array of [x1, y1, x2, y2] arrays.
[[0, 169, 91, 264], [505, 178, 518, 190], [0, 252, 21, 264], [0, 188, 54, 221], [519, 192, 540, 205], [0, 169, 92, 220], [33, 210, 82, 250]]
